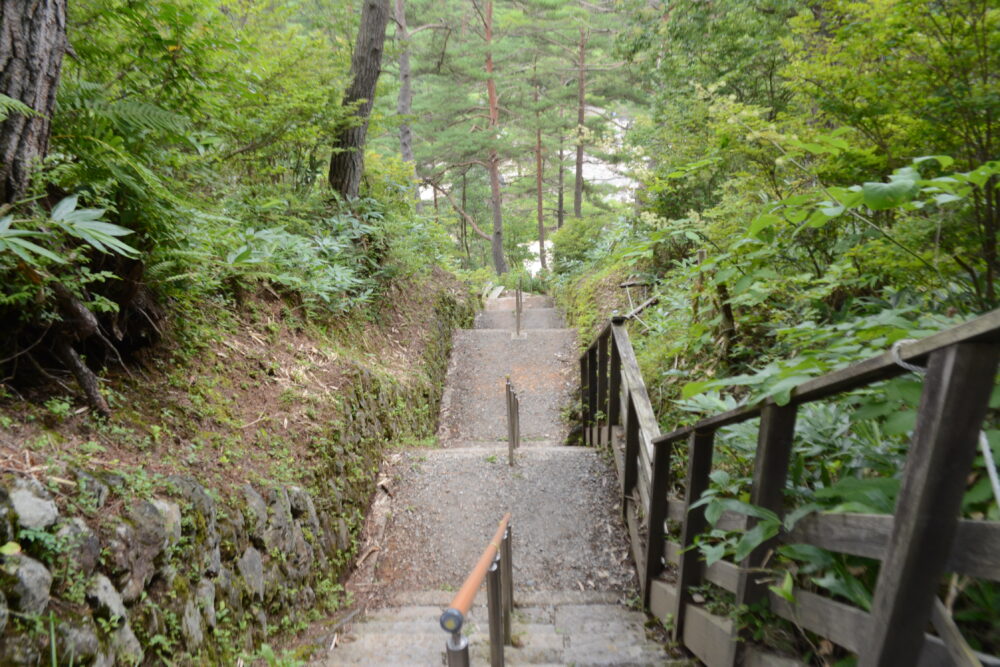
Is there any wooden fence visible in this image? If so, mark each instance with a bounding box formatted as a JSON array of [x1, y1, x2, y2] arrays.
[[580, 310, 1000, 666]]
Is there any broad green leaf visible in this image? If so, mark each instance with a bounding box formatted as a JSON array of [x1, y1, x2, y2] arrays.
[[914, 155, 955, 169], [0, 541, 21, 555], [862, 179, 918, 210], [701, 543, 726, 567], [681, 379, 715, 399], [749, 213, 780, 237], [50, 195, 79, 221], [734, 521, 778, 561]]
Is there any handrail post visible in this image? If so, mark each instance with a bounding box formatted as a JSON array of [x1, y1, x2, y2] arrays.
[[596, 329, 609, 446], [506, 378, 514, 466], [515, 277, 522, 337], [501, 525, 513, 646], [643, 437, 672, 606], [445, 627, 470, 667], [487, 554, 505, 667]]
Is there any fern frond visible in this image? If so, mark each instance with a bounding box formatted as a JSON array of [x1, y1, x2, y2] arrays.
[[108, 100, 189, 135], [0, 93, 41, 122]]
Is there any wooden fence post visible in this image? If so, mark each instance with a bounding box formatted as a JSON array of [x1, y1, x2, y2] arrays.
[[609, 319, 624, 431], [861, 342, 999, 667], [581, 347, 590, 445], [643, 438, 673, 605], [622, 394, 639, 520], [736, 403, 797, 607], [671, 429, 716, 641], [587, 344, 598, 445], [597, 330, 609, 445]]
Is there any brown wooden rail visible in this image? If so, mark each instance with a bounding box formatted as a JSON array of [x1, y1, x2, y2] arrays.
[[580, 309, 1000, 666]]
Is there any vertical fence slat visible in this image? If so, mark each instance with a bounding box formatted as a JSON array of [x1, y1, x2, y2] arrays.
[[671, 429, 716, 642], [736, 403, 797, 607], [581, 349, 590, 445], [597, 330, 609, 445], [861, 342, 1000, 667], [609, 321, 623, 431], [623, 393, 639, 520], [587, 348, 599, 445], [643, 437, 673, 605]]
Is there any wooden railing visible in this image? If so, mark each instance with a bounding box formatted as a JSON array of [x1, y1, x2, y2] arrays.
[[580, 311, 1000, 666]]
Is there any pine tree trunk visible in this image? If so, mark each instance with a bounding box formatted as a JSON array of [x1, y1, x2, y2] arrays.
[[535, 85, 546, 270], [484, 0, 508, 274], [0, 0, 67, 204], [557, 135, 565, 228], [573, 28, 587, 218], [329, 0, 390, 200], [395, 0, 414, 164]]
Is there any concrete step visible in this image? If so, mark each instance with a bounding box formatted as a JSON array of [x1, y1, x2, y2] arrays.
[[486, 295, 555, 311], [318, 597, 682, 666], [475, 308, 565, 330], [437, 328, 576, 443]]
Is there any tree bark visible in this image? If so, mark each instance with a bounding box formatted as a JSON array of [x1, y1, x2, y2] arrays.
[[557, 134, 565, 228], [535, 84, 546, 270], [0, 0, 67, 204], [483, 0, 508, 274], [573, 28, 587, 218], [329, 0, 390, 200], [395, 0, 414, 164]]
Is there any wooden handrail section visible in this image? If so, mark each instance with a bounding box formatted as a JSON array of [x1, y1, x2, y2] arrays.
[[580, 308, 1000, 665], [440, 512, 511, 633]]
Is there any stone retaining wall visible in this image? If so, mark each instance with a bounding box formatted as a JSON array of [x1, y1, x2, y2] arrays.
[[0, 289, 474, 664]]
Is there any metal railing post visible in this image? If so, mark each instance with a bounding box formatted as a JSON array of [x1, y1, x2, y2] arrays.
[[506, 378, 514, 466], [515, 278, 523, 337], [501, 525, 514, 646], [445, 626, 470, 667], [487, 555, 505, 667]]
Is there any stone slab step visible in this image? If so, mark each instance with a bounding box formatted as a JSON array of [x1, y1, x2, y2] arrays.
[[485, 295, 554, 311], [437, 328, 576, 443], [475, 308, 565, 330]]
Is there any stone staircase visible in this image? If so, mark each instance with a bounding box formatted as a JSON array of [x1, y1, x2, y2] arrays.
[[327, 592, 670, 665], [316, 291, 680, 666]]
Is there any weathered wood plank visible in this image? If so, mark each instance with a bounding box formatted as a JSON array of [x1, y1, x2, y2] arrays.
[[672, 430, 716, 641], [682, 604, 737, 667], [586, 345, 598, 445], [609, 331, 622, 429], [622, 394, 639, 517], [663, 541, 740, 593], [767, 588, 1000, 666], [785, 513, 1000, 582], [863, 343, 1000, 667], [580, 350, 590, 445], [736, 404, 797, 606], [626, 500, 646, 590], [648, 578, 678, 623], [643, 438, 673, 605], [597, 330, 609, 446]]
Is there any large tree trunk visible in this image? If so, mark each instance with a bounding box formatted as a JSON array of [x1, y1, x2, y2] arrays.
[[329, 0, 390, 200], [483, 0, 508, 274], [557, 134, 565, 228], [395, 0, 414, 164], [573, 28, 587, 218], [0, 0, 67, 204], [535, 84, 546, 270]]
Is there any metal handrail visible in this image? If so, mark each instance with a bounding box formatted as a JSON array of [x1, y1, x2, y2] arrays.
[[440, 513, 514, 666], [505, 378, 520, 465]]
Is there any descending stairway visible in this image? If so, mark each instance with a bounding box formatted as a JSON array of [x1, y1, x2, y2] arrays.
[[318, 292, 679, 666]]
